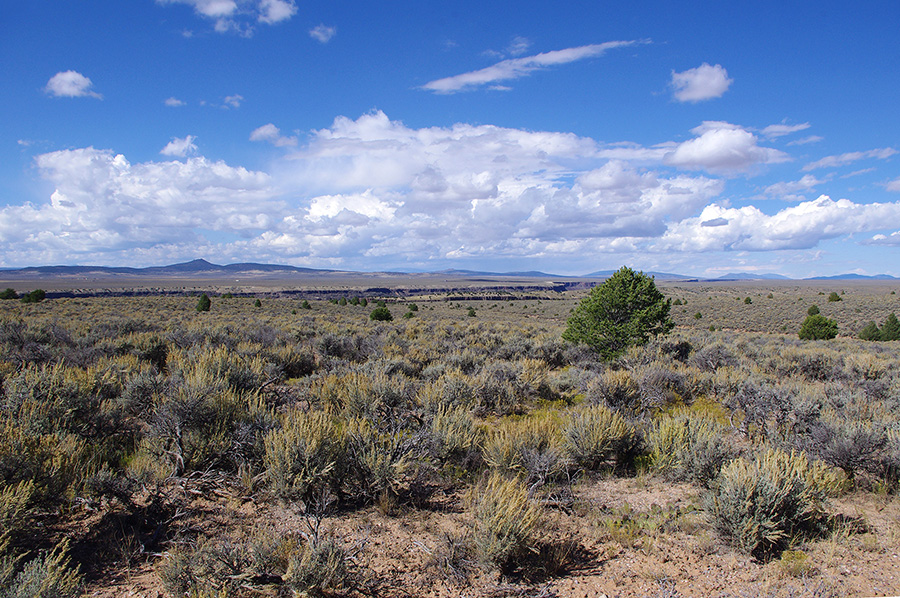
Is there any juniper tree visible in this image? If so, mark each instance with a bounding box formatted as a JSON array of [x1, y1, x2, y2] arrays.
[[563, 266, 673, 360]]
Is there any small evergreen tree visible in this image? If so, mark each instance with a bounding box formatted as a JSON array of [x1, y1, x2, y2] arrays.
[[0, 288, 18, 300], [369, 306, 393, 321], [880, 313, 900, 341], [798, 314, 837, 340], [254, 298, 262, 308], [196, 293, 211, 312], [744, 297, 752, 304], [301, 300, 312, 310], [807, 305, 820, 316], [338, 297, 347, 306], [360, 298, 368, 307], [20, 289, 47, 303], [467, 307, 477, 317], [408, 303, 418, 311], [827, 292, 842, 302], [858, 321, 881, 341], [563, 266, 673, 360]]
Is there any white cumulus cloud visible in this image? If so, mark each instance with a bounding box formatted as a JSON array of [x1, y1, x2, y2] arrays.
[[664, 122, 789, 174], [0, 147, 276, 266], [44, 71, 102, 99], [250, 124, 298, 147], [160, 135, 198, 157], [259, 0, 296, 24], [422, 40, 642, 94], [9, 112, 899, 273], [157, 0, 296, 33], [670, 63, 732, 103], [309, 24, 336, 43], [658, 195, 900, 252], [164, 96, 186, 107]]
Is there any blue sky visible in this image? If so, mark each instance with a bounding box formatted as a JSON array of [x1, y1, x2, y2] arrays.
[[2, 1, 900, 277]]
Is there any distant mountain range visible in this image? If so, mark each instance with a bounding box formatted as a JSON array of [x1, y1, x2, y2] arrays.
[[716, 272, 792, 280], [0, 259, 897, 282]]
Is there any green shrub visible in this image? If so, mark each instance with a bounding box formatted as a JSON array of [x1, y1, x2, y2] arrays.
[[431, 405, 480, 464], [586, 369, 640, 412], [0, 289, 18, 300], [285, 535, 353, 596], [369, 306, 393, 321], [0, 481, 34, 554], [482, 414, 564, 485], [0, 540, 82, 598], [563, 404, 637, 471], [648, 411, 735, 486], [343, 417, 416, 503], [807, 305, 820, 316], [827, 292, 841, 302], [264, 410, 344, 502], [468, 473, 541, 567], [798, 314, 837, 340], [744, 297, 752, 304], [706, 449, 839, 559], [19, 290, 46, 304]]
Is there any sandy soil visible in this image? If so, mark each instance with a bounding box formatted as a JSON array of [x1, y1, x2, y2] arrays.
[[77, 473, 900, 598]]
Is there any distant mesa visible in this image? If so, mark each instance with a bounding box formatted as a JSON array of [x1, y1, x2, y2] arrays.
[[0, 259, 897, 282], [717, 272, 791, 281]]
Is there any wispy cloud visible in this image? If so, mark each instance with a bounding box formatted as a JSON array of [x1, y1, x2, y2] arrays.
[[803, 147, 897, 171], [44, 71, 102, 99], [762, 122, 810, 138], [670, 63, 732, 103], [421, 40, 643, 94], [223, 94, 244, 109], [788, 135, 823, 146], [762, 174, 825, 201], [506, 36, 531, 56], [164, 96, 186, 107], [160, 135, 198, 157], [309, 24, 336, 43]]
